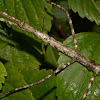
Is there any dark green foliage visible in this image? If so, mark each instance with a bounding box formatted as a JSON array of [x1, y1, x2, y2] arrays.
[[68, 0, 100, 25], [57, 33, 100, 100], [0, 0, 100, 100]]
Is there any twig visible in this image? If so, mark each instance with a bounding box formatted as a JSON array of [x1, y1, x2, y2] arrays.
[[0, 11, 20, 23], [0, 59, 75, 96], [0, 18, 18, 27], [46, 0, 79, 53], [81, 74, 96, 100], [0, 11, 100, 75]]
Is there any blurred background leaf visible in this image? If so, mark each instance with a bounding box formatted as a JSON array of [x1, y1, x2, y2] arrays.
[[21, 69, 56, 100]]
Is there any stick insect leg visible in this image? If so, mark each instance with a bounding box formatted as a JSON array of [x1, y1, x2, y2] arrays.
[[81, 74, 96, 100], [0, 59, 75, 97], [46, 0, 79, 53]]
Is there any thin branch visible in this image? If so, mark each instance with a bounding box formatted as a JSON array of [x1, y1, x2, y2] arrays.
[[0, 11, 100, 75], [0, 59, 75, 96], [0, 18, 18, 27], [46, 0, 79, 53], [81, 74, 96, 100], [0, 11, 20, 23]]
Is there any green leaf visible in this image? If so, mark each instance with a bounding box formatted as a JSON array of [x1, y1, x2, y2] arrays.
[[0, 62, 7, 90], [0, 0, 52, 32], [21, 69, 56, 100], [0, 0, 42, 30], [44, 45, 59, 69], [0, 63, 35, 100], [0, 0, 53, 53], [0, 29, 42, 71], [56, 32, 100, 100], [53, 1, 69, 19], [42, 0, 53, 32], [68, 0, 100, 25]]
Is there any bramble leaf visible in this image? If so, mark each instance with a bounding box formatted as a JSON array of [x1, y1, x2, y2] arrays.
[[21, 69, 56, 100], [0, 0, 52, 32], [0, 0, 53, 54], [57, 32, 100, 100], [0, 63, 35, 100], [68, 0, 100, 25]]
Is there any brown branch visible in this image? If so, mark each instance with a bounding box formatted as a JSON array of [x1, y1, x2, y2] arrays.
[[0, 59, 75, 96], [0, 18, 18, 27], [0, 11, 20, 23]]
